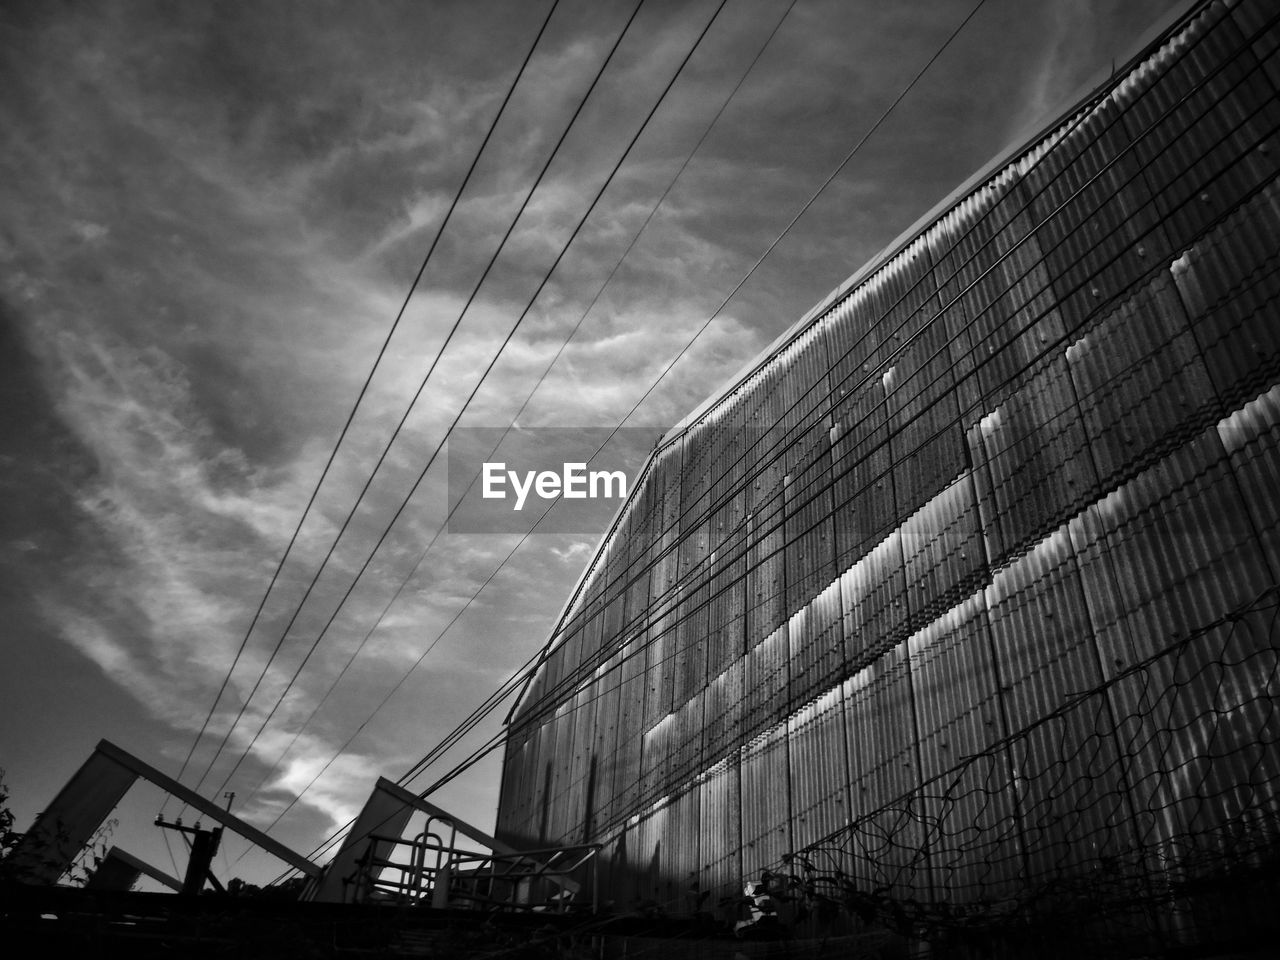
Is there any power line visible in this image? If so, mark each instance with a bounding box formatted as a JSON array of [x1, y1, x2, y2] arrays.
[[271, 0, 1000, 876], [169, 0, 564, 806], [233, 0, 802, 834], [323, 0, 1260, 862], [207, 0, 744, 803], [394, 0, 993, 788], [424, 42, 1277, 800], [186, 0, 645, 800]]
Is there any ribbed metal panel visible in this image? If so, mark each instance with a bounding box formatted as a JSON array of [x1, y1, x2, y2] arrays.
[[662, 786, 702, 912], [705, 555, 746, 681], [1016, 93, 1152, 336], [883, 239, 968, 515], [787, 685, 850, 855], [671, 580, 708, 715], [563, 686, 595, 844], [673, 685, 705, 795], [745, 480, 787, 648], [1219, 383, 1280, 578], [984, 527, 1133, 884], [640, 712, 677, 815], [744, 623, 789, 736], [1068, 423, 1276, 868], [1067, 268, 1216, 491], [591, 648, 624, 832], [1229, 0, 1280, 92], [783, 447, 836, 615], [829, 371, 894, 574], [1171, 182, 1280, 412], [740, 728, 791, 879], [900, 472, 987, 630], [634, 803, 669, 903], [788, 579, 844, 708], [702, 657, 745, 769], [843, 641, 926, 900], [679, 419, 715, 538], [971, 354, 1098, 564], [908, 594, 1020, 902], [611, 635, 647, 824], [825, 283, 896, 572], [548, 699, 578, 844], [1120, 2, 1280, 253], [840, 529, 907, 669], [697, 758, 741, 908], [933, 167, 1066, 421], [644, 547, 680, 732], [778, 322, 832, 467]]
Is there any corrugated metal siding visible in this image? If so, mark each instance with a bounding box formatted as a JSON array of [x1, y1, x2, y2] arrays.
[[843, 642, 927, 901], [1069, 423, 1277, 869], [1219, 383, 1280, 578], [1121, 1, 1280, 255], [495, 6, 1280, 931], [899, 471, 987, 630], [739, 728, 791, 878], [787, 685, 850, 855], [1229, 0, 1280, 93], [789, 579, 844, 709], [824, 287, 897, 572], [970, 354, 1098, 564], [1170, 182, 1280, 412], [908, 594, 1020, 903], [744, 623, 789, 736], [697, 757, 740, 908], [1067, 268, 1217, 489], [840, 530, 907, 670], [983, 527, 1133, 884], [883, 239, 968, 516]]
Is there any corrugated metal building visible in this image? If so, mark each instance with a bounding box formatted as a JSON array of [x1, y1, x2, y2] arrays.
[[496, 0, 1280, 949]]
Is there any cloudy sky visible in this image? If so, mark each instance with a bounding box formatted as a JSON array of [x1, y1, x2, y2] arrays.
[[0, 0, 1181, 886]]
